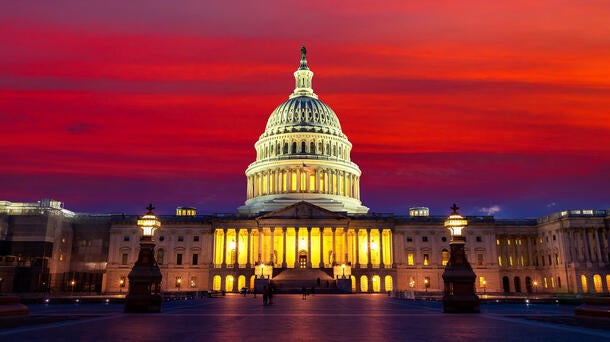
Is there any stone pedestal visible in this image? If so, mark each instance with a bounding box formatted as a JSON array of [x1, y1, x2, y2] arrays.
[[336, 277, 352, 293], [124, 239, 163, 313], [442, 238, 480, 313]]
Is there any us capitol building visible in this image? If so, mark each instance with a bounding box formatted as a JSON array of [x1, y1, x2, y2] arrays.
[[1, 48, 609, 296]]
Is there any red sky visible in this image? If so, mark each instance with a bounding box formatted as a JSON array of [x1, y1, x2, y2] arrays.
[[1, 1, 609, 217]]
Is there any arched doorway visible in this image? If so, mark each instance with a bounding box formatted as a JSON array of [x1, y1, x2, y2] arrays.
[[238, 275, 246, 291], [502, 276, 510, 293], [514, 277, 521, 293], [299, 251, 307, 268], [525, 276, 532, 294], [351, 275, 356, 292]]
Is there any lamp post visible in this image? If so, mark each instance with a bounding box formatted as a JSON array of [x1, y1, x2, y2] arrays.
[[124, 204, 163, 313], [482, 279, 487, 295], [533, 281, 538, 294], [119, 278, 125, 294], [70, 280, 75, 296], [424, 278, 429, 293], [260, 264, 265, 279], [441, 204, 480, 313], [341, 264, 346, 278]]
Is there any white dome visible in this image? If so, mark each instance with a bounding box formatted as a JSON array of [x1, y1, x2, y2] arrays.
[[238, 46, 368, 215]]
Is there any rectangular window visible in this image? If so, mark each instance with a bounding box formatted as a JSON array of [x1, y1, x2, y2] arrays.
[[178, 236, 184, 242], [497, 256, 502, 266], [423, 254, 429, 266], [192, 254, 199, 265], [407, 253, 414, 266], [121, 253, 128, 265], [477, 253, 484, 266], [123, 236, 130, 242], [177, 253, 183, 265], [194, 236, 200, 242], [422, 236, 428, 242], [476, 236, 482, 242], [407, 237, 413, 242]]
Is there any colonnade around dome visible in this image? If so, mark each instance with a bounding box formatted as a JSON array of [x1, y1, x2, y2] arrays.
[[246, 167, 360, 200], [255, 136, 351, 161]]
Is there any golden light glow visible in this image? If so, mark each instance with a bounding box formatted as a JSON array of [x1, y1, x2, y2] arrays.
[[229, 240, 236, 250], [444, 214, 468, 237], [137, 214, 161, 237], [299, 237, 307, 250]]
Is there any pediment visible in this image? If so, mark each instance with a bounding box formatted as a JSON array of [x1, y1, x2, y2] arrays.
[[257, 201, 348, 221]]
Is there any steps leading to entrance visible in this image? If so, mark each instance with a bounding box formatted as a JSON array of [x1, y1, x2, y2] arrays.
[[270, 268, 339, 293]]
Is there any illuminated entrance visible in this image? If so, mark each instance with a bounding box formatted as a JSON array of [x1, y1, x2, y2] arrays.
[[299, 251, 307, 268]]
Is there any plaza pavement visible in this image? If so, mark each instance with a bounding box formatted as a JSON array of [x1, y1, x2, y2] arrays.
[[1, 294, 609, 341]]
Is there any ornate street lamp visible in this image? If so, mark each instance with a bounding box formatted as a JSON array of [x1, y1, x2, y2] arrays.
[[124, 204, 163, 313], [442, 204, 480, 313]]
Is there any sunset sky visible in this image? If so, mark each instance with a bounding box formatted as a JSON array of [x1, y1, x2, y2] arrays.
[[1, 1, 609, 218]]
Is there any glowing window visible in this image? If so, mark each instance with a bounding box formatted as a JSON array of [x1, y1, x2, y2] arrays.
[[407, 253, 414, 266], [423, 254, 429, 266], [593, 274, 602, 293], [360, 275, 369, 292], [385, 275, 393, 292], [213, 275, 222, 291], [309, 174, 315, 191], [581, 275, 588, 292], [225, 275, 234, 292], [441, 250, 449, 266]]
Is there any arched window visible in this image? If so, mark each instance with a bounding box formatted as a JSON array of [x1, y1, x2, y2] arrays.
[[581, 275, 588, 293], [351, 275, 357, 292], [310, 142, 315, 154], [593, 274, 602, 293], [360, 275, 369, 292], [291, 142, 297, 153], [301, 141, 306, 153], [385, 275, 393, 292], [238, 275, 246, 291], [283, 143, 288, 154], [213, 275, 222, 291], [372, 275, 381, 292], [225, 275, 234, 292]]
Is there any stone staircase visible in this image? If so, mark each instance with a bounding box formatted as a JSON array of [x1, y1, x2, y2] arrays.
[[270, 268, 339, 293]]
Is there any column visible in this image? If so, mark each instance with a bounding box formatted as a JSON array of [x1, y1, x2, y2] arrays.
[[270, 227, 276, 265], [584, 229, 592, 262], [234, 230, 239, 267], [294, 229, 298, 268], [379, 229, 384, 267], [595, 227, 604, 263], [246, 229, 251, 267], [282, 228, 287, 268], [367, 229, 372, 267], [318, 228, 323, 268], [332, 228, 336, 266], [258, 228, 263, 264], [307, 228, 312, 267], [296, 168, 301, 193], [343, 228, 348, 264], [355, 228, 360, 267]]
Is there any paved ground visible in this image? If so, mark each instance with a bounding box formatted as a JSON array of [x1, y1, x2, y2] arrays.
[[1, 294, 610, 341]]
